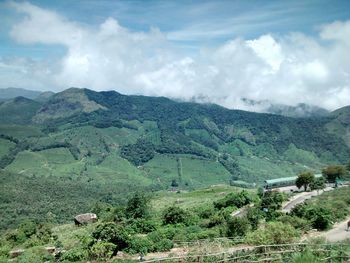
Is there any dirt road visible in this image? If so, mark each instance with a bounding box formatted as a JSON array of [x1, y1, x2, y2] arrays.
[[320, 219, 350, 242]]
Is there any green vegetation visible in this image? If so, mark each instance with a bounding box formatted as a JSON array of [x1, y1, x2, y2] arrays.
[[291, 186, 350, 230], [295, 171, 315, 191], [1, 88, 350, 261], [322, 165, 348, 183], [1, 182, 350, 262]]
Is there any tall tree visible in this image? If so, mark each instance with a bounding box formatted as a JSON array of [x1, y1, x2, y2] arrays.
[[310, 176, 326, 194], [125, 193, 150, 219], [322, 165, 347, 183], [296, 171, 315, 191]]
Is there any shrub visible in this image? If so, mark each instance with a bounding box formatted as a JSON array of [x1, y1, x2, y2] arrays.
[[195, 205, 215, 219], [207, 213, 225, 228], [128, 218, 157, 234], [226, 217, 251, 237], [61, 247, 88, 262], [292, 249, 319, 263], [127, 236, 153, 254], [246, 207, 262, 230], [92, 222, 129, 253], [246, 222, 300, 245], [278, 215, 311, 232], [0, 243, 10, 259], [152, 238, 173, 252], [125, 193, 150, 219], [90, 242, 117, 260], [162, 206, 189, 225], [214, 190, 252, 210], [290, 204, 333, 230], [148, 226, 177, 242]]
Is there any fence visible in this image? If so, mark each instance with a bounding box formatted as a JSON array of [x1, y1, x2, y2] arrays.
[[144, 242, 350, 262]]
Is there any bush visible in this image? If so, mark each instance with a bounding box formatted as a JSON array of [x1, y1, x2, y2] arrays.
[[90, 242, 117, 260], [162, 206, 189, 225], [127, 236, 153, 254], [226, 217, 251, 237], [152, 238, 173, 252], [195, 205, 215, 219], [125, 193, 150, 219], [148, 226, 177, 242], [292, 249, 319, 263], [61, 247, 88, 262], [214, 190, 252, 210], [92, 222, 129, 253], [290, 204, 333, 230], [207, 213, 225, 228], [278, 215, 311, 232], [128, 218, 157, 234], [246, 207, 262, 230], [246, 222, 300, 245]]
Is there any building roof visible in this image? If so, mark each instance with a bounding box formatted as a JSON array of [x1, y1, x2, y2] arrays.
[[265, 174, 322, 185]]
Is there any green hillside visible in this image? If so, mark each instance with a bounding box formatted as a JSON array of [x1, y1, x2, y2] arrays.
[[0, 88, 350, 229]]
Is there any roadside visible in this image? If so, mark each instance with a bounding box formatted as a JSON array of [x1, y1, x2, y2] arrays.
[[281, 187, 333, 213], [319, 219, 350, 242]]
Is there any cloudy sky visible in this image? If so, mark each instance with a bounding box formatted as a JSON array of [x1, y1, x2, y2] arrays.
[[0, 0, 350, 111]]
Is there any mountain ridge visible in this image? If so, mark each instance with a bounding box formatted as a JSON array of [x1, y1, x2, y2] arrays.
[[0, 87, 349, 186]]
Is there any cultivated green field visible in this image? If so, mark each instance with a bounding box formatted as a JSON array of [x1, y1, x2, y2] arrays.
[[151, 184, 249, 212]]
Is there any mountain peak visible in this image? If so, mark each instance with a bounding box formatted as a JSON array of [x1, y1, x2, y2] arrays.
[[33, 87, 106, 123]]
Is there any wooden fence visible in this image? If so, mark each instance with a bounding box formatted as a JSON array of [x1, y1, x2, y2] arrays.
[[144, 242, 350, 262]]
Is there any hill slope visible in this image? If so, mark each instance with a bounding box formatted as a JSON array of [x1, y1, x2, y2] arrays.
[[0, 88, 349, 228], [0, 88, 348, 184]]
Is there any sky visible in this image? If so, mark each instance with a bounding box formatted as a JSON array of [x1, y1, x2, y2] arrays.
[[0, 0, 350, 111]]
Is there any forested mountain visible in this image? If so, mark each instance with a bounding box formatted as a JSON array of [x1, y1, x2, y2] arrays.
[[1, 87, 349, 184], [0, 87, 349, 229]]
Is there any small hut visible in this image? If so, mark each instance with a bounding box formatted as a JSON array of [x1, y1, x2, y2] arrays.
[[74, 213, 97, 226]]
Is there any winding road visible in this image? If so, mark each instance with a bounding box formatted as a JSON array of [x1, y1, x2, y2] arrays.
[[281, 187, 333, 213]]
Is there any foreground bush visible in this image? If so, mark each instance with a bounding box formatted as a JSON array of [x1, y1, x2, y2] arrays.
[[246, 222, 300, 245]]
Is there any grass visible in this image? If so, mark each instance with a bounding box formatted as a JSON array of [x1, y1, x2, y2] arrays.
[[142, 154, 232, 188], [307, 186, 350, 222], [150, 184, 249, 213], [180, 157, 231, 187], [236, 155, 319, 183], [142, 154, 179, 186], [5, 149, 84, 178], [0, 124, 43, 138], [52, 223, 97, 249], [88, 152, 152, 185]]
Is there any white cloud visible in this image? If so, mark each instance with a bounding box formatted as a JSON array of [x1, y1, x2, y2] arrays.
[[2, 2, 350, 111]]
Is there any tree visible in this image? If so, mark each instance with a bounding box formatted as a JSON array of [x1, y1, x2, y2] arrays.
[[295, 171, 315, 191], [322, 165, 347, 183], [125, 193, 150, 219], [260, 191, 284, 221], [92, 222, 129, 254], [310, 177, 326, 194]]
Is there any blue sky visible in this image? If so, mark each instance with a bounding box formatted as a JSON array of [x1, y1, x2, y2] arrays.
[[1, 0, 350, 57], [1, 0, 350, 111]]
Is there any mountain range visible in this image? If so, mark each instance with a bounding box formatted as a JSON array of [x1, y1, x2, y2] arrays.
[[1, 87, 350, 229], [1, 87, 349, 185]]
